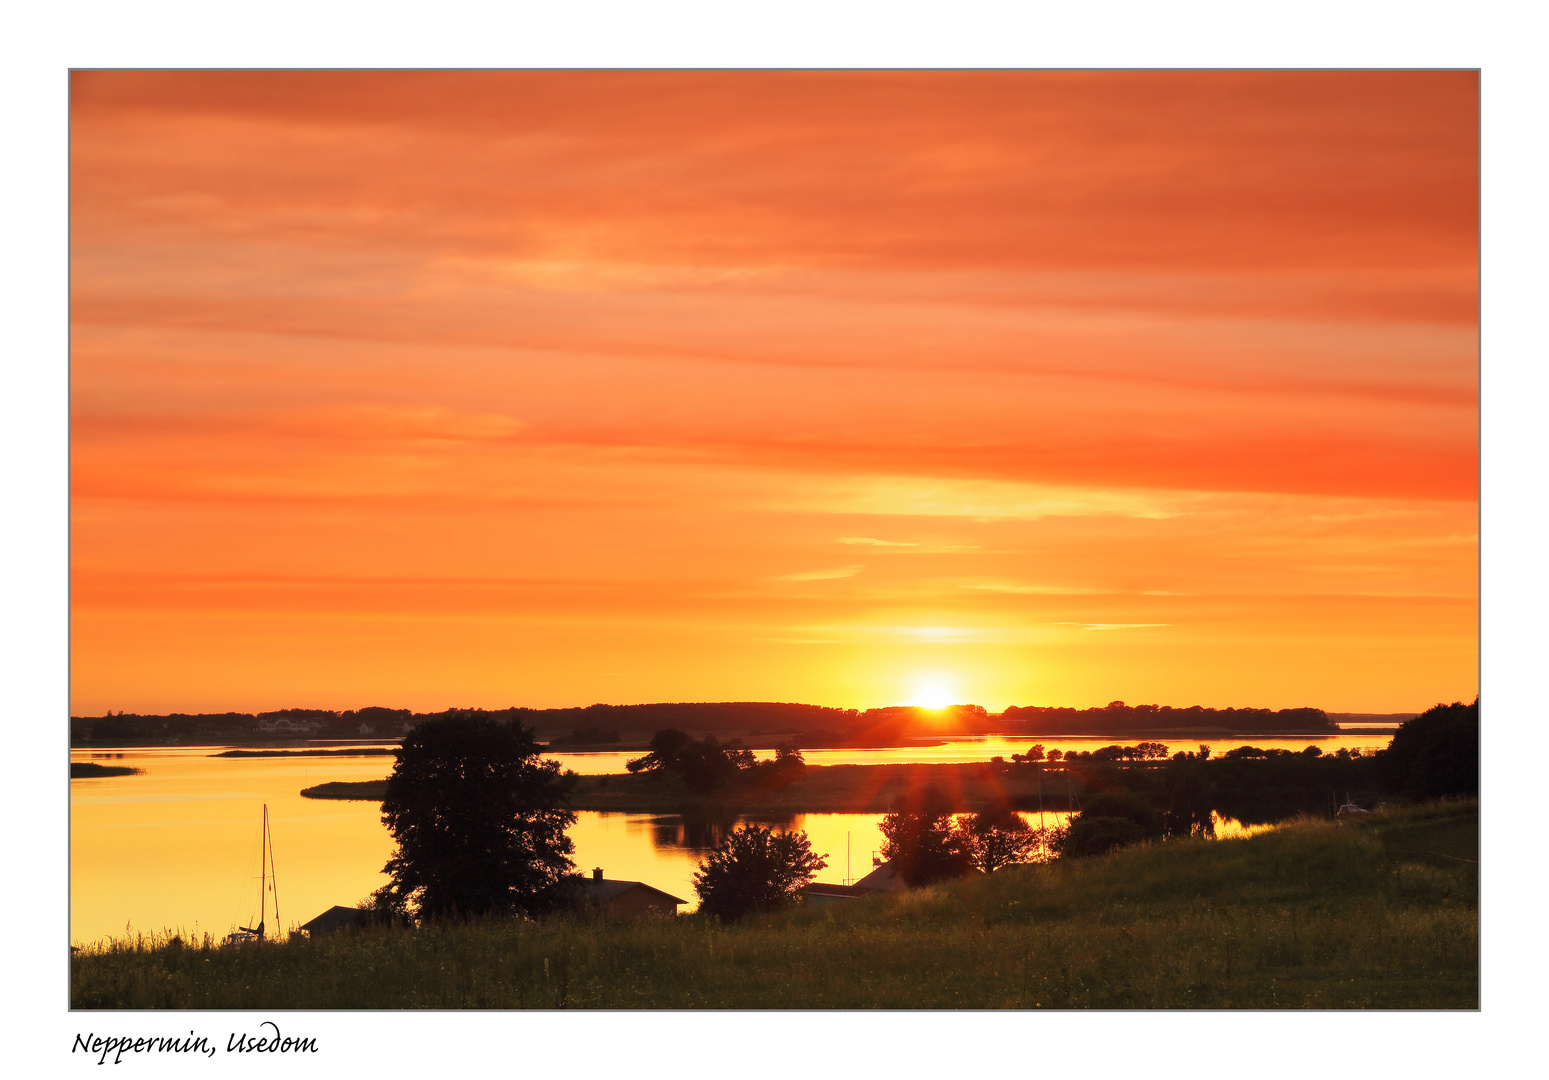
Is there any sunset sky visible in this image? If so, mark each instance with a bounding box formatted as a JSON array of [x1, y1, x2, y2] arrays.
[[68, 70, 1478, 716]]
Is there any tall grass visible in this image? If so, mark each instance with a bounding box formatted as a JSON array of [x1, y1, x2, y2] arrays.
[[72, 802, 1476, 1009]]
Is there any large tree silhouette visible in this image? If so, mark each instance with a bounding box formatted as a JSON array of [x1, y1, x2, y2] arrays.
[[373, 717, 577, 921], [1381, 699, 1478, 799]]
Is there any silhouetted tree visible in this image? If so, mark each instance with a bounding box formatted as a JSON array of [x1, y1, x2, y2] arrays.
[[373, 717, 577, 921], [626, 728, 695, 774], [1059, 815, 1146, 857], [628, 729, 805, 793], [1381, 699, 1478, 799], [692, 825, 827, 921], [878, 787, 975, 886], [954, 808, 1038, 872], [745, 744, 807, 789], [674, 735, 746, 793], [1059, 789, 1165, 858]]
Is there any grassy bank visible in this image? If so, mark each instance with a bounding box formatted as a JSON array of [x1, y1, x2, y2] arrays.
[[70, 762, 142, 778], [301, 761, 1093, 814], [71, 801, 1476, 1009]]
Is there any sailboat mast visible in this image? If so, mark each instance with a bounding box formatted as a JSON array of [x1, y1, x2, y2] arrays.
[[258, 804, 267, 935], [266, 806, 279, 931]]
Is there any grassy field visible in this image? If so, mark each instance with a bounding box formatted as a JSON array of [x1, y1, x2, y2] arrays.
[[301, 761, 1091, 813], [71, 801, 1476, 1009]]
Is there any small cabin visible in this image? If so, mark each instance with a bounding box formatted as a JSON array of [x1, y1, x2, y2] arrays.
[[579, 868, 686, 916]]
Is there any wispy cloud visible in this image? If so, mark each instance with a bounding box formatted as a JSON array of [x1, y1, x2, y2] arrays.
[[837, 537, 983, 554], [789, 476, 1190, 521], [965, 583, 1107, 595], [1051, 622, 1172, 631], [778, 565, 864, 581]]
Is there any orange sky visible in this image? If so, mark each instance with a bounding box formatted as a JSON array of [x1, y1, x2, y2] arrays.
[[69, 71, 1477, 715]]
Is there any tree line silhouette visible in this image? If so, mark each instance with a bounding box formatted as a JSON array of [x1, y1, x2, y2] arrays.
[[71, 698, 1344, 746], [1001, 701, 1338, 735]]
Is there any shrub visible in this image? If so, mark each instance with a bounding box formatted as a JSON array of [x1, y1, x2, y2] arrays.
[[879, 787, 975, 886], [692, 825, 827, 921]]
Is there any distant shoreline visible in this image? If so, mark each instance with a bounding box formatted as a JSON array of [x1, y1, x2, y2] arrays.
[[71, 723, 1400, 752], [70, 701, 1421, 750]]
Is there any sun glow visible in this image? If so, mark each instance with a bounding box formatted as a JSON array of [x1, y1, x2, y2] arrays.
[[906, 678, 956, 710]]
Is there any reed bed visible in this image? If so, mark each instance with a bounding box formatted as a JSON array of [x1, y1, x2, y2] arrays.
[[71, 802, 1476, 1009]]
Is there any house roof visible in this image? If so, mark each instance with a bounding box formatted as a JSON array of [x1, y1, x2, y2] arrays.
[[853, 860, 907, 891], [299, 905, 372, 933], [803, 882, 882, 898], [581, 879, 687, 906]]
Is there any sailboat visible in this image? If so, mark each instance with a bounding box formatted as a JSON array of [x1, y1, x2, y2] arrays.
[[225, 804, 279, 944], [1335, 793, 1370, 819]]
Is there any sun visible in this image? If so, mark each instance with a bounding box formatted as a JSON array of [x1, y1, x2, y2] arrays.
[[906, 678, 956, 710]]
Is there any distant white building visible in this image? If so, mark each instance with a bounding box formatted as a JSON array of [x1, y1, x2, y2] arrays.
[[255, 717, 323, 735]]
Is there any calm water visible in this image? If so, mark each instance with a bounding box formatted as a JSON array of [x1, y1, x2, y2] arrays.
[[70, 732, 1386, 946]]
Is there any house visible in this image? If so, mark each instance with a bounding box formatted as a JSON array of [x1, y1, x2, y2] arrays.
[[852, 859, 908, 892], [802, 881, 885, 907], [802, 860, 909, 906], [298, 905, 376, 936], [579, 868, 686, 916]]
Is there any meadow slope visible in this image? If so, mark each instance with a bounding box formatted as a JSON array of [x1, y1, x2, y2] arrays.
[[71, 802, 1476, 1009]]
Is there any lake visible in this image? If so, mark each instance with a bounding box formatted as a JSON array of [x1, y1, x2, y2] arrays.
[[70, 731, 1388, 946]]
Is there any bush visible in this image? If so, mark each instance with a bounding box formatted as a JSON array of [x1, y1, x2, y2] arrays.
[[953, 810, 1038, 873], [1060, 815, 1148, 858], [692, 825, 827, 921], [879, 787, 975, 886], [1060, 790, 1165, 858]]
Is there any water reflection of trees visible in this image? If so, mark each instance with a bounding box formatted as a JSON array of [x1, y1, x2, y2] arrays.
[[646, 813, 799, 852]]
